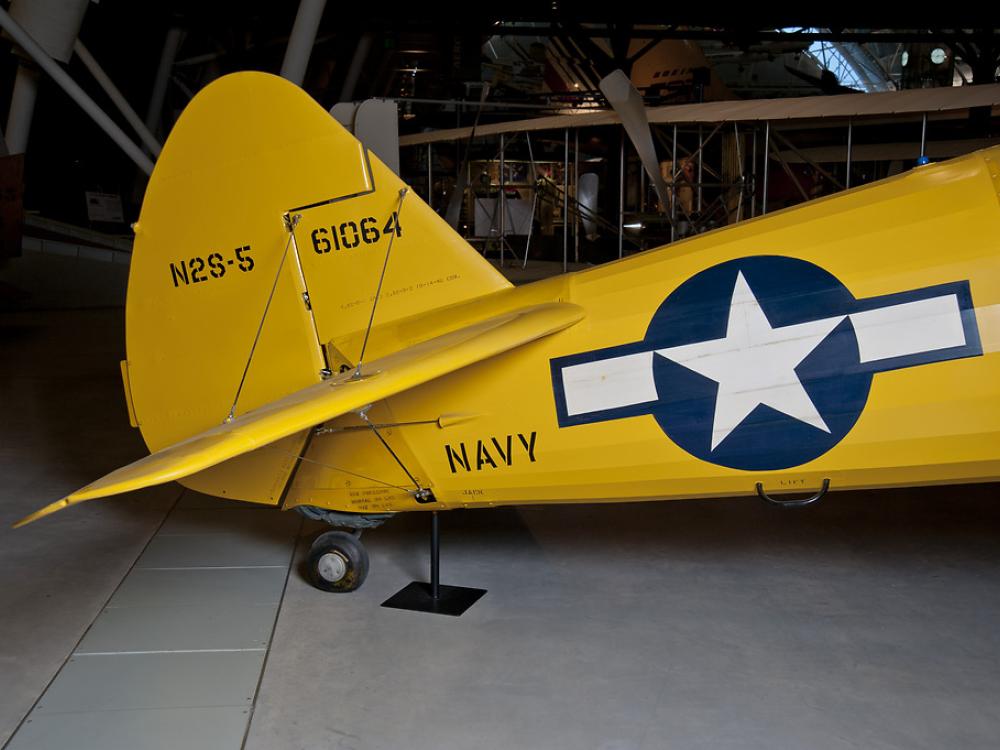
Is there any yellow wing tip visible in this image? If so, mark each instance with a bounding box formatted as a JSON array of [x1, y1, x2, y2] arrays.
[[11, 484, 108, 527], [12, 497, 74, 528]]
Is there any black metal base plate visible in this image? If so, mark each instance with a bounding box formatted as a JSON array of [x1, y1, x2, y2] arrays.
[[381, 581, 486, 616]]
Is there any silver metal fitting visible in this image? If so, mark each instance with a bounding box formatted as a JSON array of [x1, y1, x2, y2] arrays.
[[412, 487, 436, 504]]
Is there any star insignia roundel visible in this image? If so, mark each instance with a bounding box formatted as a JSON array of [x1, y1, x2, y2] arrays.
[[551, 256, 982, 471]]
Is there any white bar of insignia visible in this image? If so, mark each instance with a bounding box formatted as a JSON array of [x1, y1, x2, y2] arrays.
[[850, 294, 966, 363], [561, 351, 659, 416]]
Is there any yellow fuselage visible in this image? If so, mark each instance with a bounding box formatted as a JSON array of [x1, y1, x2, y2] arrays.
[[285, 148, 1000, 514], [16, 73, 1000, 531]]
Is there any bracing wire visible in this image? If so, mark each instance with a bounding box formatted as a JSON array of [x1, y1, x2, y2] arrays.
[[355, 188, 409, 374], [275, 448, 413, 493], [359, 409, 425, 493], [226, 232, 293, 422]]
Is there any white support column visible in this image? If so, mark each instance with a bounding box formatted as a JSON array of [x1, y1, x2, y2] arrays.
[[4, 0, 90, 154], [144, 27, 183, 145], [281, 0, 327, 87], [0, 7, 154, 174], [5, 63, 40, 154], [338, 32, 373, 102], [74, 41, 162, 157]]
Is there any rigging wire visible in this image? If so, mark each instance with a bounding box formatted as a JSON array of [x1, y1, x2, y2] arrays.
[[314, 418, 440, 436], [226, 231, 293, 422], [273, 446, 413, 493], [285, 212, 331, 376], [355, 187, 409, 374], [359, 409, 427, 496]]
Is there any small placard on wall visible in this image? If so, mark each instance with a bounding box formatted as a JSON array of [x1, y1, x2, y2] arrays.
[[85, 191, 124, 223]]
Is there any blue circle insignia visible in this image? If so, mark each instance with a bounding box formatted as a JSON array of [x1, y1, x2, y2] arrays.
[[550, 254, 980, 473], [645, 256, 870, 470]]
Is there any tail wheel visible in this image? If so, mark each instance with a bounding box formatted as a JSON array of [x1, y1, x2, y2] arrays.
[[308, 531, 369, 592]]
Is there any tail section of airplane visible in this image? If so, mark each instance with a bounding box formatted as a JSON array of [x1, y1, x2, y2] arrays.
[[16, 72, 1000, 531], [123, 72, 509, 503]]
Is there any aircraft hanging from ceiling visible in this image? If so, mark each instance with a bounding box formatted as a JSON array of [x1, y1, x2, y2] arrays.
[[15, 73, 1000, 598]]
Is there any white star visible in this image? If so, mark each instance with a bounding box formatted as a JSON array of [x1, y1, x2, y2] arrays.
[[656, 271, 845, 451]]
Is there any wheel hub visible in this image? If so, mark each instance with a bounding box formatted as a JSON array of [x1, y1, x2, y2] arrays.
[[316, 551, 348, 583]]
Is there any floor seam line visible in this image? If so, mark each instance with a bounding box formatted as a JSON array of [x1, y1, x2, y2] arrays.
[[239, 513, 304, 750], [135, 565, 287, 570], [73, 648, 268, 656], [0, 485, 187, 750]]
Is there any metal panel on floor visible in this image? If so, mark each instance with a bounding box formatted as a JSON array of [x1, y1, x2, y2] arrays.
[[7, 707, 251, 750], [5, 497, 300, 750], [109, 566, 289, 609], [138, 533, 294, 568], [77, 603, 277, 653], [33, 651, 264, 713]]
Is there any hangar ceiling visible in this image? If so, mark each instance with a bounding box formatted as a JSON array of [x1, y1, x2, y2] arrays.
[[0, 3, 996, 238]]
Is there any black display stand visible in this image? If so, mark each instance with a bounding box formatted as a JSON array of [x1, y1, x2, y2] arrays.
[[381, 512, 486, 616]]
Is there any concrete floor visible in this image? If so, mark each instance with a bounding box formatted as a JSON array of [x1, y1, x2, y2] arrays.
[[3, 309, 1000, 749]]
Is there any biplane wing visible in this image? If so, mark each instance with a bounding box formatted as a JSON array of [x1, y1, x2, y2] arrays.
[[14, 302, 583, 527]]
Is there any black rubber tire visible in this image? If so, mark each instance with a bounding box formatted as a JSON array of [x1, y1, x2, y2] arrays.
[[307, 531, 369, 592]]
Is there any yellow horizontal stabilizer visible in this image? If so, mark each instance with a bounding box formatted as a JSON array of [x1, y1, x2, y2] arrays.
[[14, 302, 584, 527]]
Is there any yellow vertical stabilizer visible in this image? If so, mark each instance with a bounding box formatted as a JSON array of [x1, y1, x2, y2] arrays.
[[125, 72, 509, 504]]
